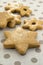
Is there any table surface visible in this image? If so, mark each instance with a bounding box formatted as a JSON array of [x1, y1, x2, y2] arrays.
[[0, 0, 43, 65]]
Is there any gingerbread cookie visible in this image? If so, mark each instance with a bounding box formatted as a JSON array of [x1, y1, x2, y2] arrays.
[[0, 12, 14, 28], [3, 27, 40, 55], [5, 3, 32, 16], [22, 18, 43, 31], [0, 12, 21, 28]]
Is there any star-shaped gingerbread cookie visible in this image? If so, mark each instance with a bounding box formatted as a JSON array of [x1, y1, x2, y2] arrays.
[[5, 3, 32, 16], [0, 12, 13, 28], [3, 27, 40, 55], [22, 18, 43, 31], [0, 12, 21, 28]]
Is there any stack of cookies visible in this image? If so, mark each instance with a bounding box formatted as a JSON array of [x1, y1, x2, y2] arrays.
[[0, 3, 43, 55]]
